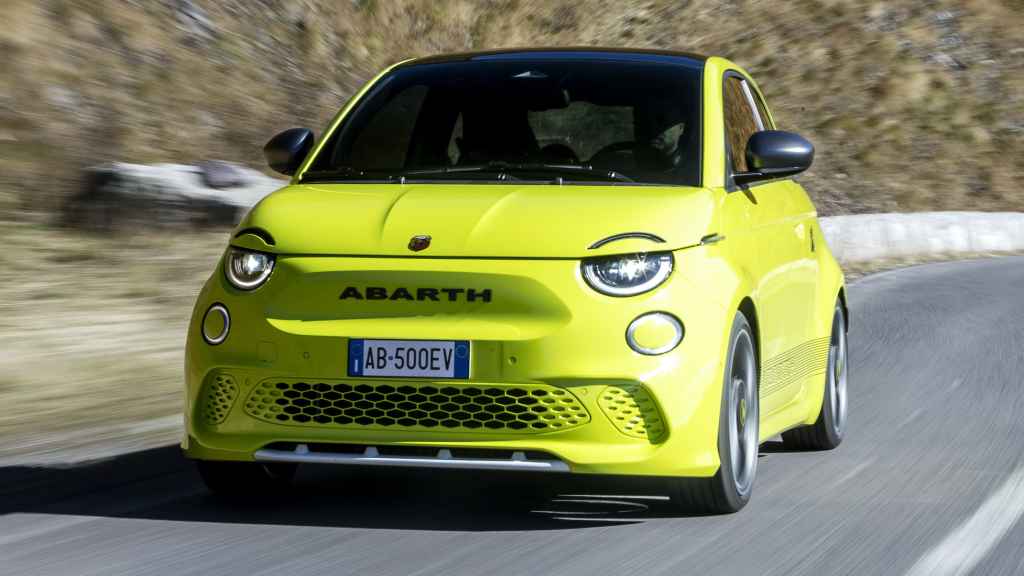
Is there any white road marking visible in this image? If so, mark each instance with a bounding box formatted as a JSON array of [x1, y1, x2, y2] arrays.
[[905, 465, 1024, 576]]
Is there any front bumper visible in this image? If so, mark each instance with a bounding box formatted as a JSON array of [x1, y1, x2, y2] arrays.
[[184, 251, 732, 478]]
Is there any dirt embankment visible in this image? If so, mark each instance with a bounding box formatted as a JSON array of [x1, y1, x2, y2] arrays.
[[2, 0, 1023, 217]]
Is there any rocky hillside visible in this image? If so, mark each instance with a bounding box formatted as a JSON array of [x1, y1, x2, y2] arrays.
[[2, 0, 1023, 216]]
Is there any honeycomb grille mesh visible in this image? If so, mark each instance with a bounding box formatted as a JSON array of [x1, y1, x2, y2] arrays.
[[201, 374, 239, 425], [598, 385, 665, 441], [244, 380, 589, 433]]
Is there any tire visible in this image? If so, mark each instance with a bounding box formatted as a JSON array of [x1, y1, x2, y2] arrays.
[[782, 302, 848, 450], [670, 311, 759, 514], [196, 460, 298, 498]]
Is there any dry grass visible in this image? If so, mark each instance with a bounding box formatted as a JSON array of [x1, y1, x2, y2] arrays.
[[1, 0, 1023, 217], [0, 223, 227, 462], [841, 250, 1024, 282]]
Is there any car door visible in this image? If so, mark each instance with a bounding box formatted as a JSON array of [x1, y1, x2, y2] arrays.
[[721, 72, 817, 415]]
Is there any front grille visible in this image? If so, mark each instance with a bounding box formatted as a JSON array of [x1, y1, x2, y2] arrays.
[[597, 384, 666, 442], [244, 380, 589, 433], [200, 374, 239, 426]]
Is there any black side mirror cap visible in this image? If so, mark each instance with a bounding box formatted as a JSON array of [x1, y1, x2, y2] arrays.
[[264, 128, 315, 176], [733, 130, 814, 186]]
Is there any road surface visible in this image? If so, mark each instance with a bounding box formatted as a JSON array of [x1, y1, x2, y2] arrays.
[[4, 257, 1024, 575]]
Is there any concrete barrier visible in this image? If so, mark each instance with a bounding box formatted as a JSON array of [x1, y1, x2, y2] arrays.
[[63, 162, 286, 229], [820, 212, 1024, 263]]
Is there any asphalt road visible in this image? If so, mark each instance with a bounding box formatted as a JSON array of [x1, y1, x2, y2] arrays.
[[4, 257, 1024, 576]]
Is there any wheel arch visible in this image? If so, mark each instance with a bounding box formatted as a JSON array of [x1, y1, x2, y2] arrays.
[[837, 286, 849, 332], [737, 296, 761, 386]]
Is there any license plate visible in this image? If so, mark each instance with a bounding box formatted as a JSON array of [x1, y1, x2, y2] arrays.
[[347, 339, 470, 379]]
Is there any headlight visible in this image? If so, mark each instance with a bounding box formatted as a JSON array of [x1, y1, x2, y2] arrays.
[[581, 252, 673, 296], [224, 247, 275, 290]]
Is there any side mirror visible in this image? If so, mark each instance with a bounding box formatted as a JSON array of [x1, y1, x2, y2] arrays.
[[733, 130, 814, 186], [264, 128, 315, 176]]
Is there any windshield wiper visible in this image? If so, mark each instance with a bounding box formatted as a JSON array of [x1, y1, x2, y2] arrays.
[[300, 167, 398, 183], [302, 163, 635, 184], [402, 162, 634, 183]]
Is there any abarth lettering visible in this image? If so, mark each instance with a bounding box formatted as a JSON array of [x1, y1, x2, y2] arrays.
[[340, 287, 492, 302]]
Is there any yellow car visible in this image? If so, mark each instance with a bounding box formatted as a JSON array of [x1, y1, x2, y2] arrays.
[[184, 48, 847, 514]]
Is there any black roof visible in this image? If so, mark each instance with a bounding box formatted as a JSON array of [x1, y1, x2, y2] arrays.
[[401, 47, 709, 68]]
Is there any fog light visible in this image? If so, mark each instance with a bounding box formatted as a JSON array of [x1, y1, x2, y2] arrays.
[[626, 312, 683, 355], [202, 303, 230, 345]]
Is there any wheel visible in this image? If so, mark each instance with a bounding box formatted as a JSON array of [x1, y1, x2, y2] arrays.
[[782, 302, 848, 450], [670, 311, 759, 514], [196, 460, 297, 498]]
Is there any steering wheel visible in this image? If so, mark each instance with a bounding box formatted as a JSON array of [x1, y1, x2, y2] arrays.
[[539, 142, 580, 165], [588, 141, 636, 166]]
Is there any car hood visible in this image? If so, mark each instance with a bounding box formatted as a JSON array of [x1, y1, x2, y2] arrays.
[[234, 183, 717, 258]]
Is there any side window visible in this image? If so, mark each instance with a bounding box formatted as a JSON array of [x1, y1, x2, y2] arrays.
[[723, 75, 762, 173], [748, 88, 773, 130], [346, 84, 429, 170]]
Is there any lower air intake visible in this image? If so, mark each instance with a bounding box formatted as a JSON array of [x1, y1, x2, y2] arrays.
[[597, 384, 666, 442], [201, 374, 238, 426], [244, 380, 589, 433]]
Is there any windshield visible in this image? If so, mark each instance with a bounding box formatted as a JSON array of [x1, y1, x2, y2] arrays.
[[304, 57, 703, 186]]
